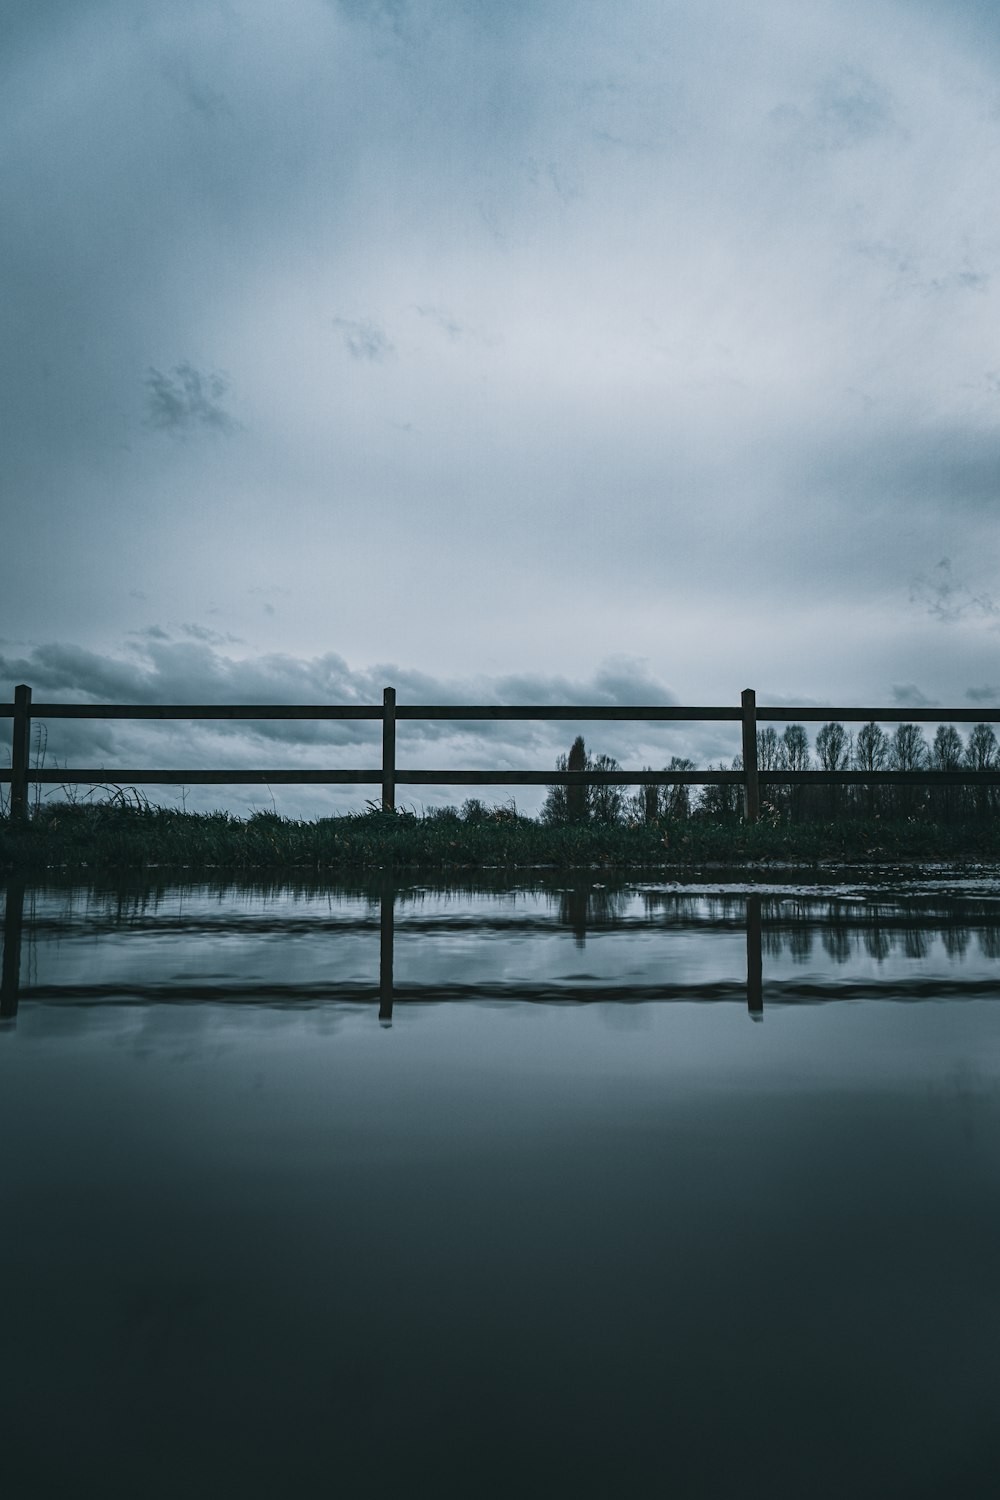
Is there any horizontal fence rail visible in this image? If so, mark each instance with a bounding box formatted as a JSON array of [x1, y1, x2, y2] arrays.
[[2, 683, 1000, 823]]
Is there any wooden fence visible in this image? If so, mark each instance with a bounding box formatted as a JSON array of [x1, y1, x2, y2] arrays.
[[2, 684, 1000, 823]]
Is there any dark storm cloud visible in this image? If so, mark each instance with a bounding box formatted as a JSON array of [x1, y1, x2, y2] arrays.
[[967, 685, 1000, 703], [144, 364, 238, 434], [1, 634, 677, 736], [0, 635, 707, 816]]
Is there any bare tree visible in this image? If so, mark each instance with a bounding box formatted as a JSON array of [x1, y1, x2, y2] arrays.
[[815, 721, 850, 818], [889, 723, 929, 770], [756, 727, 780, 770], [965, 723, 998, 819], [854, 722, 888, 771], [889, 723, 929, 817], [930, 724, 964, 822], [590, 753, 626, 824], [781, 724, 809, 820], [815, 722, 850, 770], [854, 720, 889, 817]]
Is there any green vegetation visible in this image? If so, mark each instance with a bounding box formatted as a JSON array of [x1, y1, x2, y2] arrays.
[[2, 722, 998, 873], [2, 796, 998, 874]]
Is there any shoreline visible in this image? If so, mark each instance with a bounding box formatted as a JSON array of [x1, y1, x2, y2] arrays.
[[3, 802, 999, 877]]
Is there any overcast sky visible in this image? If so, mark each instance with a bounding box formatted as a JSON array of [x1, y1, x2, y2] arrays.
[[3, 0, 999, 811]]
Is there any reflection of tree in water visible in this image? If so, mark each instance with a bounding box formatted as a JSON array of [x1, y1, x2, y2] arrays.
[[556, 884, 631, 947], [863, 927, 893, 962], [27, 880, 1000, 972], [902, 928, 930, 961], [942, 927, 970, 960], [760, 897, 1000, 966], [979, 928, 1000, 960], [788, 926, 815, 964], [821, 927, 853, 965], [763, 927, 785, 960], [639, 889, 1000, 965]]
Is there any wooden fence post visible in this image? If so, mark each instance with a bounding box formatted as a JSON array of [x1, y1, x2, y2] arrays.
[[382, 686, 396, 812], [741, 687, 759, 824], [10, 684, 31, 823]]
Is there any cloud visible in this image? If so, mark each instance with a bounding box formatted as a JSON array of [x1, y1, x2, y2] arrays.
[[334, 0, 410, 34], [770, 66, 895, 154], [178, 623, 243, 646], [910, 559, 999, 624], [890, 683, 938, 708], [143, 363, 238, 434], [966, 685, 1000, 703], [5, 0, 1000, 722], [332, 317, 395, 362], [415, 304, 463, 340], [0, 637, 710, 816], [160, 53, 231, 121]]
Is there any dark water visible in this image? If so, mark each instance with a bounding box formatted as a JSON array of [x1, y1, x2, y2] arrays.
[[3, 872, 1000, 1498]]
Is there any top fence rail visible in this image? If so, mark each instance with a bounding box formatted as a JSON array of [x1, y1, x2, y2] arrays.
[[2, 684, 999, 823]]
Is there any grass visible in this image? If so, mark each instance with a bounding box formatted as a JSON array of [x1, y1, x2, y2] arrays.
[[2, 800, 999, 874]]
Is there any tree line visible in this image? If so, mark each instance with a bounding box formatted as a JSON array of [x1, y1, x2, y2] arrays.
[[542, 723, 999, 825]]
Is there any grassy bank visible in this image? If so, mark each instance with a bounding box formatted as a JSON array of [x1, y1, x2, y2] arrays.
[[2, 801, 1000, 873]]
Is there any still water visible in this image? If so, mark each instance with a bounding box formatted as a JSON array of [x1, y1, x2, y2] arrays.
[[2, 872, 1000, 1497]]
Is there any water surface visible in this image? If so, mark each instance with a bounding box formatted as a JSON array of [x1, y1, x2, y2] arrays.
[[2, 873, 1000, 1497]]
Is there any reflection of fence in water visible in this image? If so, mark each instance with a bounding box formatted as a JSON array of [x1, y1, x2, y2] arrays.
[[3, 884, 1000, 1026]]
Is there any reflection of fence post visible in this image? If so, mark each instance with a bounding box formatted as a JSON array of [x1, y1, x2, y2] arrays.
[[1, 881, 24, 1021], [746, 893, 763, 1020], [10, 684, 32, 823], [382, 686, 396, 813], [379, 883, 394, 1027], [741, 688, 759, 824]]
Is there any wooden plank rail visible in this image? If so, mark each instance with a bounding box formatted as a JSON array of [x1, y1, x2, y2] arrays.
[[2, 683, 999, 823]]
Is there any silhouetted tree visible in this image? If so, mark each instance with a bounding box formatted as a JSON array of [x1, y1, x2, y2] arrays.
[[815, 722, 850, 770], [930, 724, 963, 822], [782, 725, 810, 769], [889, 723, 929, 770], [542, 735, 594, 824], [697, 759, 741, 820], [855, 722, 888, 770], [541, 756, 569, 824], [781, 724, 809, 820], [567, 735, 589, 823], [854, 721, 889, 817], [756, 727, 780, 769], [663, 756, 695, 819], [889, 723, 929, 817], [815, 721, 850, 818], [965, 722, 997, 768], [590, 753, 625, 823], [965, 722, 998, 819]]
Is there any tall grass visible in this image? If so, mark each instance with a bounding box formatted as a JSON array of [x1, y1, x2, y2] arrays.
[[2, 798, 998, 873]]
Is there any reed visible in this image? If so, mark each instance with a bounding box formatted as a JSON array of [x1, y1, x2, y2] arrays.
[[2, 800, 999, 873]]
